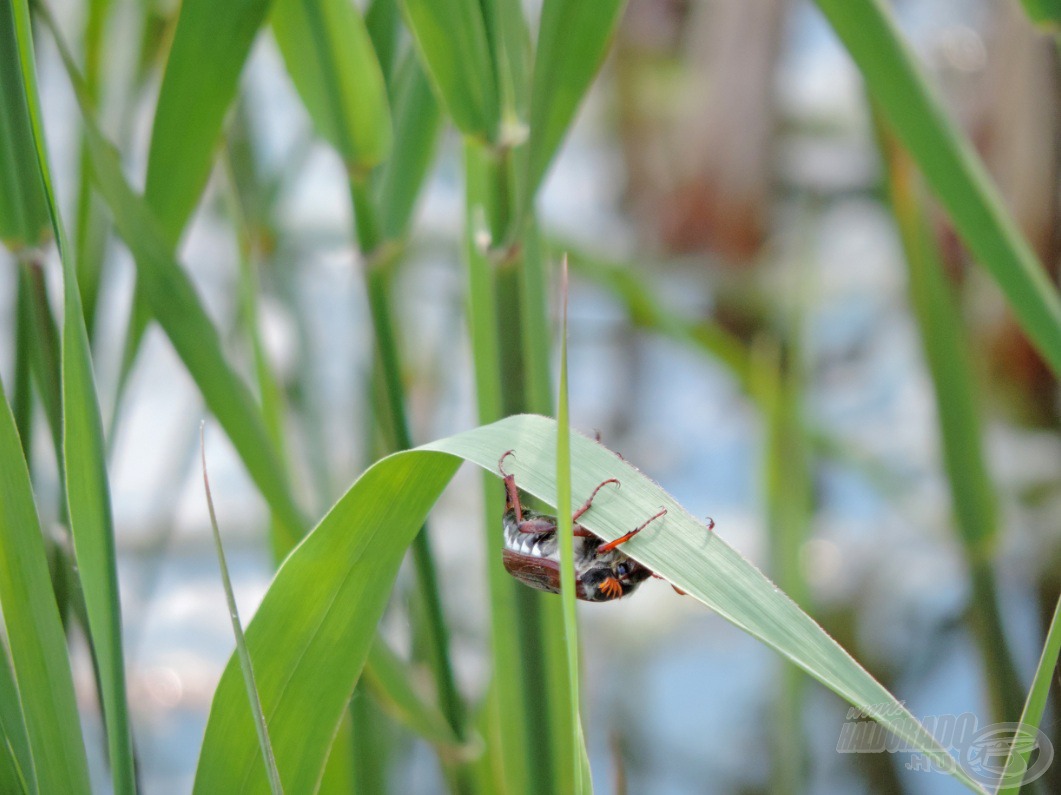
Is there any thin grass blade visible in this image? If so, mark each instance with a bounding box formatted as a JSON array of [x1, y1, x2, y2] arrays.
[[42, 23, 306, 545], [554, 256, 590, 793], [877, 121, 1024, 722], [10, 1, 135, 790], [814, 0, 1061, 378], [995, 593, 1061, 794], [201, 426, 282, 794]]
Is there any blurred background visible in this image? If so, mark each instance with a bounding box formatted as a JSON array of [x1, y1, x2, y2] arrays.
[[2, 0, 1061, 793]]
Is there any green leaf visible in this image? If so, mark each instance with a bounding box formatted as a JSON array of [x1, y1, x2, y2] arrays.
[[145, 0, 272, 242], [526, 0, 626, 198], [41, 6, 307, 555], [0, 0, 49, 249], [0, 376, 90, 794], [46, 33, 307, 545], [195, 415, 988, 794], [271, 0, 391, 174], [554, 259, 590, 792], [374, 50, 441, 241], [814, 0, 1061, 379], [400, 0, 499, 141], [194, 448, 462, 792], [9, 1, 134, 790]]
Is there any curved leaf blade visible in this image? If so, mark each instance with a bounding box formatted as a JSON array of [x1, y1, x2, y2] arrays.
[[196, 414, 986, 794], [194, 450, 462, 792]]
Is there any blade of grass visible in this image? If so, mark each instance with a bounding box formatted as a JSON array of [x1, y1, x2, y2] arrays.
[[0, 0, 48, 250], [145, 0, 272, 243], [11, 0, 136, 789], [271, 0, 391, 174], [525, 0, 626, 202], [877, 120, 1025, 723], [814, 0, 1061, 378], [374, 49, 441, 241], [193, 449, 464, 792], [554, 256, 590, 793], [0, 375, 90, 793], [400, 0, 499, 141], [41, 14, 306, 546], [195, 414, 989, 794], [200, 425, 282, 794], [996, 593, 1061, 794]]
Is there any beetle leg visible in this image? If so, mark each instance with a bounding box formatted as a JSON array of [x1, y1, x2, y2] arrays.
[[597, 507, 667, 554], [598, 576, 623, 600], [572, 478, 620, 522], [498, 449, 523, 522]]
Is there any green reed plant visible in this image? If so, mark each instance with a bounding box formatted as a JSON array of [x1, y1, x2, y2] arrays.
[[4, 0, 1061, 791]]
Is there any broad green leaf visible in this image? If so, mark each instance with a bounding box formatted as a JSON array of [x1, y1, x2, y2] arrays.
[[0, 377, 90, 794], [194, 447, 462, 792], [525, 0, 625, 199], [0, 0, 49, 249], [272, 0, 391, 173], [145, 0, 272, 242], [814, 0, 1061, 378], [400, 0, 499, 141], [7, 1, 133, 791], [195, 415, 987, 794]]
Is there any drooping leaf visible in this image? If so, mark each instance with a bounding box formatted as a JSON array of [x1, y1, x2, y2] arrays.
[[195, 415, 987, 794]]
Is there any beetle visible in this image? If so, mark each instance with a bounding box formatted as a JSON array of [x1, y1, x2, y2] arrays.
[[498, 449, 669, 602]]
